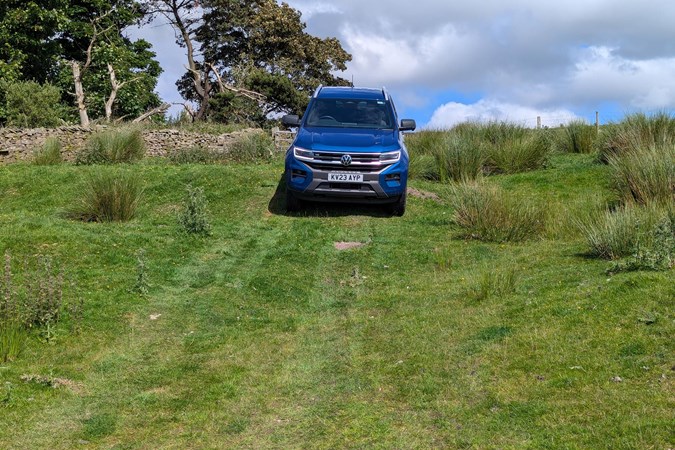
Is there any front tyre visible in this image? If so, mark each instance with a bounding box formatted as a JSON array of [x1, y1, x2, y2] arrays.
[[387, 191, 406, 217]]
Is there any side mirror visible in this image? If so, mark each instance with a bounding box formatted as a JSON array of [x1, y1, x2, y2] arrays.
[[400, 119, 416, 131], [282, 114, 301, 127]]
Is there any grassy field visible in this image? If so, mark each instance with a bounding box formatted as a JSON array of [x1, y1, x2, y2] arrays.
[[0, 151, 673, 448]]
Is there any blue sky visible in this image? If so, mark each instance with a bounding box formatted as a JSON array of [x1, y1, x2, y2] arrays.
[[131, 0, 675, 128]]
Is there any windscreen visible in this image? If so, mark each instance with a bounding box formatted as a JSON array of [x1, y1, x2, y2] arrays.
[[305, 98, 395, 129]]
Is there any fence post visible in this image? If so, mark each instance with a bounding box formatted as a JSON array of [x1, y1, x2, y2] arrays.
[[537, 116, 541, 129], [595, 111, 599, 135]]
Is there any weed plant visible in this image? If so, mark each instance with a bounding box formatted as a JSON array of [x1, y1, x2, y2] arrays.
[[178, 184, 211, 235], [227, 131, 274, 163], [597, 112, 675, 162], [608, 214, 674, 272], [133, 249, 150, 294], [0, 252, 75, 360], [447, 181, 545, 242], [608, 145, 674, 205], [75, 128, 146, 165], [32, 137, 63, 165], [67, 170, 143, 222]]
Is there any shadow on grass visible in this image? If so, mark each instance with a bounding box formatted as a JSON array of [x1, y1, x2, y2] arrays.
[[267, 174, 393, 218]]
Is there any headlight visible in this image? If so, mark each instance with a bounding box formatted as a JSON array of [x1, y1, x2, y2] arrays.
[[379, 150, 400, 162], [293, 147, 314, 160]]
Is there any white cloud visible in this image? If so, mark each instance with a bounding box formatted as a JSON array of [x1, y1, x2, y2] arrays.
[[426, 99, 578, 129], [565, 46, 675, 109]]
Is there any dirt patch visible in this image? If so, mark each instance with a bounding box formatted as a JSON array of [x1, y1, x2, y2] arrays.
[[334, 241, 366, 251], [407, 187, 441, 203], [21, 374, 84, 394]]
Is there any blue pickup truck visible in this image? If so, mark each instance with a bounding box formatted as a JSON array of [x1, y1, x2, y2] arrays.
[[281, 86, 416, 216]]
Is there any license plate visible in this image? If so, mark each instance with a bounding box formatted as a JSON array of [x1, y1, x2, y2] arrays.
[[328, 172, 363, 183]]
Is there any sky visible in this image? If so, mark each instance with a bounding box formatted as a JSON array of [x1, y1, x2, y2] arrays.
[[130, 0, 675, 129]]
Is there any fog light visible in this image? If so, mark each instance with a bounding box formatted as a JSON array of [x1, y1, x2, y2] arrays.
[[385, 173, 401, 181]]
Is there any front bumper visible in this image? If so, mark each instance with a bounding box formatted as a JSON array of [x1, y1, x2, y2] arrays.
[[285, 154, 407, 204]]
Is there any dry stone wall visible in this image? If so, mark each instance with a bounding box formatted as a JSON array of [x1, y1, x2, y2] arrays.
[[0, 126, 264, 164]]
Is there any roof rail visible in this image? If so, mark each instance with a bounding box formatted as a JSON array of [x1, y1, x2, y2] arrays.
[[382, 86, 389, 101], [313, 84, 323, 98]]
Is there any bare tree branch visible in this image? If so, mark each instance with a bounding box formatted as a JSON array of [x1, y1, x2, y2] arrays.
[[132, 102, 171, 123]]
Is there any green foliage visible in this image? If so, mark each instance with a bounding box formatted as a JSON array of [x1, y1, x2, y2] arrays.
[[0, 251, 75, 358], [168, 146, 221, 164], [556, 120, 597, 154], [1, 80, 64, 127], [597, 112, 675, 163], [75, 129, 146, 165], [577, 204, 669, 259], [207, 90, 266, 126], [0, 1, 162, 123], [178, 184, 211, 235], [227, 131, 275, 163], [79, 39, 163, 120], [67, 170, 143, 222], [608, 145, 674, 205], [33, 137, 63, 165], [447, 181, 545, 242]]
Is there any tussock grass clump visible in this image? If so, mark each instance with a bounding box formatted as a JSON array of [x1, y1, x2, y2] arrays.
[[408, 153, 440, 180], [405, 130, 447, 156], [608, 145, 674, 205], [168, 146, 221, 164], [75, 128, 146, 165], [455, 120, 528, 145], [472, 267, 519, 301], [447, 181, 545, 242], [556, 120, 596, 154], [434, 134, 486, 182], [487, 131, 550, 174], [577, 204, 671, 260], [178, 184, 211, 235], [597, 112, 675, 162], [67, 170, 143, 222], [227, 131, 274, 163], [32, 137, 63, 165]]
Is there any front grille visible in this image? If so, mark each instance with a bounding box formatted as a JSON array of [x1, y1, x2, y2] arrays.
[[306, 162, 381, 173], [313, 151, 381, 165]]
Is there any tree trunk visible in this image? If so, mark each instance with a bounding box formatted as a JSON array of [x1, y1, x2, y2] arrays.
[[72, 62, 90, 127]]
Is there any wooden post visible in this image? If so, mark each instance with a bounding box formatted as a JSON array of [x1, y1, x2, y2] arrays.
[[595, 111, 600, 134], [537, 116, 541, 129]]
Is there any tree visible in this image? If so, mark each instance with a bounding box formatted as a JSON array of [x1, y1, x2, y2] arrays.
[[0, 0, 163, 124], [146, 0, 351, 123], [198, 0, 351, 122]]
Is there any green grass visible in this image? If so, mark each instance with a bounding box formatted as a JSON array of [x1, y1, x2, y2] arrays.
[[0, 154, 672, 448]]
